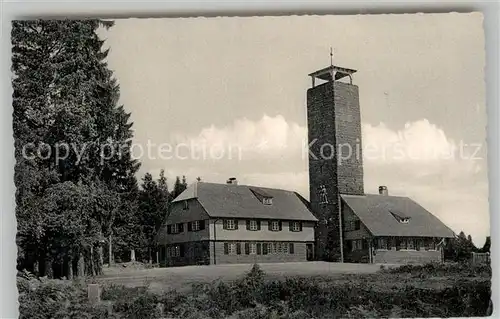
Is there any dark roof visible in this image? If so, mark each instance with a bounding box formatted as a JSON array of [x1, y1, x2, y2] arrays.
[[341, 194, 455, 238], [171, 182, 318, 221]]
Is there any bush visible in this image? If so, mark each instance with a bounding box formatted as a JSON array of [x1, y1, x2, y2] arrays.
[[19, 262, 492, 318], [385, 261, 492, 277]]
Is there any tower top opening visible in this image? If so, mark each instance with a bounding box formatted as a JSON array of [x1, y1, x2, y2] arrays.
[[309, 65, 357, 87]]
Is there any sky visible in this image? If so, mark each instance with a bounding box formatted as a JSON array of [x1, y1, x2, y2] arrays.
[[100, 13, 489, 246]]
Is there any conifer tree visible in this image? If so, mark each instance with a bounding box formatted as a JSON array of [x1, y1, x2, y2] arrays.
[[12, 19, 139, 277]]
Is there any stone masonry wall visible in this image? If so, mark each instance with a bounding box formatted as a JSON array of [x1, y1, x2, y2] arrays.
[[334, 81, 364, 195], [307, 79, 364, 262], [307, 82, 340, 262]]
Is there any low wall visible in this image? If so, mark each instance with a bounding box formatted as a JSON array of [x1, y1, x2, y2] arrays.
[[373, 249, 442, 264]]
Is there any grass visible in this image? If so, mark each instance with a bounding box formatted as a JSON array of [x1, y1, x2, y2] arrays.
[[18, 262, 492, 318]]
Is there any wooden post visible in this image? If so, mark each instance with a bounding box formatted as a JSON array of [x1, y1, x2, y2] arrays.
[[130, 249, 136, 262]]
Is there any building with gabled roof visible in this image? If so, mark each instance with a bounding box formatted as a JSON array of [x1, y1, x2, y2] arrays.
[[306, 63, 455, 264], [157, 179, 318, 266], [157, 61, 456, 266], [341, 192, 455, 264]]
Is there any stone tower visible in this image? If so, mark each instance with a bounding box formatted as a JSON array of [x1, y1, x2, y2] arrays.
[[307, 65, 364, 262]]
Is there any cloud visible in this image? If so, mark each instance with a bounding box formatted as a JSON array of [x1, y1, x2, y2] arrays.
[[170, 114, 306, 161], [165, 115, 489, 245]]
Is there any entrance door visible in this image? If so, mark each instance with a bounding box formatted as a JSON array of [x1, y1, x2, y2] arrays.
[[306, 244, 314, 261]]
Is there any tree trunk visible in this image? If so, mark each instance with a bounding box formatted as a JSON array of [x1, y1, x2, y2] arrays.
[[130, 249, 136, 262], [99, 244, 104, 268], [67, 255, 73, 280], [45, 258, 53, 279], [33, 260, 39, 277], [90, 245, 95, 276], [108, 232, 113, 267], [77, 252, 85, 278]]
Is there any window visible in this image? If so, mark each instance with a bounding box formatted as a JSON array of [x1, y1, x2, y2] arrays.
[[171, 224, 179, 234], [169, 245, 181, 257], [188, 220, 205, 232], [429, 239, 437, 251], [351, 239, 363, 251], [183, 201, 189, 210], [263, 197, 273, 205], [248, 220, 259, 231], [277, 242, 283, 253], [290, 221, 302, 232], [250, 243, 257, 255], [407, 239, 415, 250], [354, 220, 361, 230], [224, 219, 238, 230], [289, 243, 295, 254], [399, 239, 407, 250], [390, 211, 411, 224], [283, 243, 289, 254], [192, 221, 200, 231], [224, 243, 237, 255], [270, 220, 281, 231], [271, 242, 278, 254], [377, 238, 388, 250]]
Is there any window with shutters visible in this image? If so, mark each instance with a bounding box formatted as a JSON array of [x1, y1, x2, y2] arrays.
[[249, 220, 259, 231], [224, 219, 237, 230], [270, 220, 280, 231], [290, 221, 301, 232], [249, 243, 257, 255], [191, 220, 200, 231], [171, 224, 179, 234]]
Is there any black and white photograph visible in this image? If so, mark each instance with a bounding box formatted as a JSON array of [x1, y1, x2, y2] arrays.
[[11, 12, 492, 318]]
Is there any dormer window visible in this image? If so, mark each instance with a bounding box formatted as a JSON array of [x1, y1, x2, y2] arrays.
[[390, 210, 411, 224], [249, 187, 274, 205]]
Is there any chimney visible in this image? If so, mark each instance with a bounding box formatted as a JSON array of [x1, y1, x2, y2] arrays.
[[378, 186, 388, 196], [226, 177, 238, 185]]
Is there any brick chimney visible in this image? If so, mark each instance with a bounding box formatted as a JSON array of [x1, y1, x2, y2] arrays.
[[378, 185, 388, 196], [226, 177, 238, 185]]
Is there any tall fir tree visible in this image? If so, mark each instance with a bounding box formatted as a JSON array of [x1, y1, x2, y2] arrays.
[[137, 170, 170, 262], [12, 20, 139, 277]]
